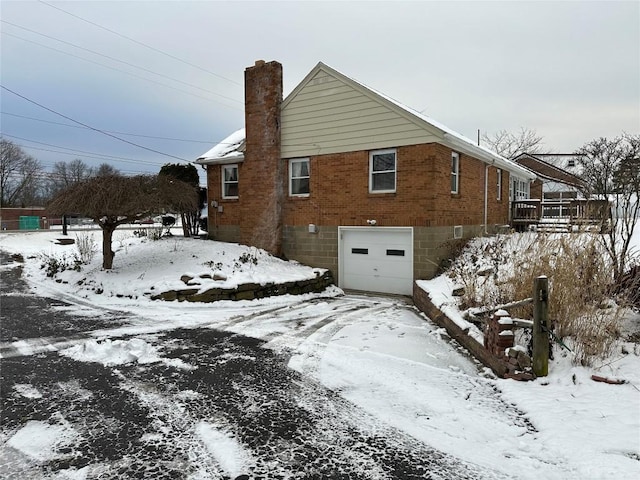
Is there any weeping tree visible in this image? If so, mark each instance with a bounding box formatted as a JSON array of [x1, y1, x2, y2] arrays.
[[159, 163, 205, 237], [47, 174, 198, 269]]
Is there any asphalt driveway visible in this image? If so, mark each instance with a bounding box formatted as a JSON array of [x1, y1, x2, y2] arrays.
[[0, 251, 510, 479]]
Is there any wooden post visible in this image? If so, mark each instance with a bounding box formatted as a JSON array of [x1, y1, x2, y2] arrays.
[[62, 214, 68, 236], [533, 276, 549, 377]]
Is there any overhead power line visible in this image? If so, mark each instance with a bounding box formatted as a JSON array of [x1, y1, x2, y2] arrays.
[[2, 133, 170, 167], [1, 85, 191, 162], [1, 30, 242, 110], [2, 111, 218, 144], [38, 0, 242, 87]]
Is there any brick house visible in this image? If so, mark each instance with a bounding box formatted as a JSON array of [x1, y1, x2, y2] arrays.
[[510, 153, 609, 231], [196, 60, 536, 295], [513, 153, 585, 201]]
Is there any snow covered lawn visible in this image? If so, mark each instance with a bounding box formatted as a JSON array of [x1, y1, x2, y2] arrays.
[[1, 229, 639, 478]]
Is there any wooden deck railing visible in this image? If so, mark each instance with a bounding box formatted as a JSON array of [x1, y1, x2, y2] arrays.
[[511, 199, 610, 229]]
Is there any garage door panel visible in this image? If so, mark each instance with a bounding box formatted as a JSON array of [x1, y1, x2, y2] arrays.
[[340, 227, 413, 295]]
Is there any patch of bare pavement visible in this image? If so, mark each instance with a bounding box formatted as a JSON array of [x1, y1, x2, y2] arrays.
[[0, 250, 510, 479]]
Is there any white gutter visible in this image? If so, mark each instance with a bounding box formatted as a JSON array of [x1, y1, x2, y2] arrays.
[[443, 133, 537, 181]]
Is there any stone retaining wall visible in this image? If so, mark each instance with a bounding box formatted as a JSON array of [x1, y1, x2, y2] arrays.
[[413, 282, 510, 378], [151, 271, 334, 303]]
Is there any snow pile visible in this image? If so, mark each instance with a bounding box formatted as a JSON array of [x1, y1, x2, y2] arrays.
[[60, 338, 161, 366], [7, 418, 77, 462], [195, 422, 254, 477], [12, 384, 43, 399]]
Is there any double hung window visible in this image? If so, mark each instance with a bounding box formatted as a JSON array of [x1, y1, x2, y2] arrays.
[[369, 149, 396, 193], [451, 152, 460, 194], [289, 158, 310, 196], [222, 164, 238, 199]]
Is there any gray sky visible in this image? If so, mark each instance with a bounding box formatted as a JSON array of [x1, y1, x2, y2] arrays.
[[1, 0, 638, 176]]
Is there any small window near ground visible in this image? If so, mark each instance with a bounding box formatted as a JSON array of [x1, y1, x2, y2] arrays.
[[222, 164, 238, 199], [289, 158, 310, 196], [451, 152, 460, 194], [453, 225, 463, 239], [369, 149, 396, 193]]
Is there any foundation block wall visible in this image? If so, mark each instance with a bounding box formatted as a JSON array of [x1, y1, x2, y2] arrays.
[[282, 226, 338, 276]]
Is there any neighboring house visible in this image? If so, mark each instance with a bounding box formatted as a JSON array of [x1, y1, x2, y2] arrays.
[[513, 153, 585, 201], [512, 153, 609, 230], [195, 60, 536, 295]]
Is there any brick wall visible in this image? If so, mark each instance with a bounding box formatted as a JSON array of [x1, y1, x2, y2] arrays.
[[205, 165, 241, 241], [282, 143, 510, 228], [240, 60, 284, 255], [0, 207, 48, 230], [207, 140, 512, 280]]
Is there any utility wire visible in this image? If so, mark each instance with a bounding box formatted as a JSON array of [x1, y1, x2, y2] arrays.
[[2, 112, 218, 144], [1, 85, 191, 162], [1, 21, 242, 105], [38, 0, 242, 87], [1, 31, 242, 110], [2, 134, 170, 167]]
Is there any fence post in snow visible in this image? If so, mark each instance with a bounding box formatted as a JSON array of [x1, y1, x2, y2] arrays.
[[533, 276, 549, 377]]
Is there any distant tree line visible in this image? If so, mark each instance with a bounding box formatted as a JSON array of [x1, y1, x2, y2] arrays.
[[1, 137, 125, 207]]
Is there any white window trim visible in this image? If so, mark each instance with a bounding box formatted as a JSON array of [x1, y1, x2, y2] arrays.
[[511, 176, 530, 200], [221, 164, 238, 200], [369, 148, 397, 194], [289, 158, 310, 197], [496, 168, 502, 200], [451, 152, 460, 194]]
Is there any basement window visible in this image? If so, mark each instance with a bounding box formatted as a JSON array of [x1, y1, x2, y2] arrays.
[[222, 164, 238, 199]]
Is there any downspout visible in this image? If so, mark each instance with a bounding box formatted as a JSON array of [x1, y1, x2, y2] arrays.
[[484, 164, 489, 235]]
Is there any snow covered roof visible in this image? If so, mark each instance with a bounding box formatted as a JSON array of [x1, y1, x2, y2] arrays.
[[513, 153, 584, 187], [308, 62, 535, 180], [195, 128, 245, 165], [531, 153, 584, 177], [195, 62, 536, 181]]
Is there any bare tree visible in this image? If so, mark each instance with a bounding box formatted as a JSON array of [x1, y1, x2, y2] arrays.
[[0, 138, 44, 207], [481, 127, 546, 159], [577, 134, 640, 282], [47, 174, 198, 269], [95, 163, 120, 177], [48, 159, 94, 196]]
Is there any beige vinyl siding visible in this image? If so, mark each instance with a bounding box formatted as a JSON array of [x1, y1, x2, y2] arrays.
[[281, 70, 442, 158]]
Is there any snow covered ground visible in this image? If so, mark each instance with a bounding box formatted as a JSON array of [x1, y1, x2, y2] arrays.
[[1, 229, 639, 479]]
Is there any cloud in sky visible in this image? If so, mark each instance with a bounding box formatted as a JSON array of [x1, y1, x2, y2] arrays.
[[1, 0, 638, 175]]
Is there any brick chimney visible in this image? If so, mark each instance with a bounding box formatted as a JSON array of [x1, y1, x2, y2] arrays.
[[240, 60, 284, 255]]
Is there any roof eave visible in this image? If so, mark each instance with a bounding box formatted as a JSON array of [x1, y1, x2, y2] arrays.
[[194, 154, 245, 166], [443, 133, 537, 181]]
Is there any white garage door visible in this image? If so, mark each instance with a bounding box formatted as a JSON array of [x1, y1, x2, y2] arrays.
[[339, 227, 413, 295]]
